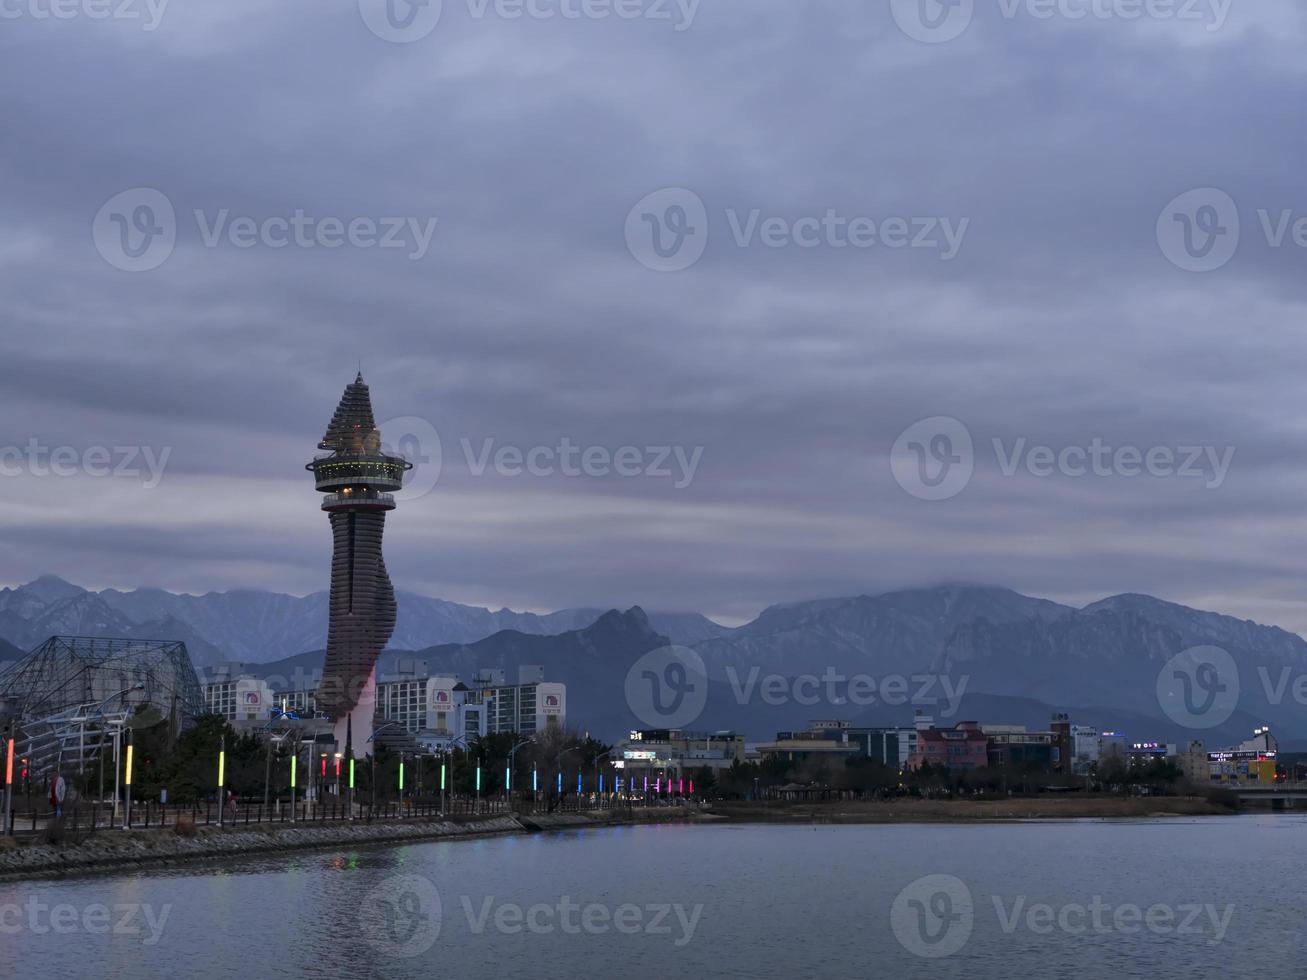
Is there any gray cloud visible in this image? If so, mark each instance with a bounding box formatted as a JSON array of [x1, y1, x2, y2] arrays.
[[3, 1, 1307, 631]]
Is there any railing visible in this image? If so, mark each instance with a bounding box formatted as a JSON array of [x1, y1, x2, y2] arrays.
[[320, 492, 395, 510], [3, 792, 679, 835]]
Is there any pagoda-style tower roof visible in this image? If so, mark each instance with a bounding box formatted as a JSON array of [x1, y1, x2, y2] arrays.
[[307, 373, 411, 509], [319, 372, 379, 453]]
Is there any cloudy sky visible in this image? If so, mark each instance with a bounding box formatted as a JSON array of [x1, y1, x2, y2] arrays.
[[2, 0, 1306, 630]]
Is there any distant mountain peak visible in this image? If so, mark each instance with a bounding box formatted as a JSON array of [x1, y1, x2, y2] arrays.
[[18, 575, 85, 602]]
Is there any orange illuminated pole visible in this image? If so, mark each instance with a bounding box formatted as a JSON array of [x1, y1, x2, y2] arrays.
[[3, 727, 13, 836]]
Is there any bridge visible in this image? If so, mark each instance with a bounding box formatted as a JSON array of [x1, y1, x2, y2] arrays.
[[1231, 784, 1307, 808]]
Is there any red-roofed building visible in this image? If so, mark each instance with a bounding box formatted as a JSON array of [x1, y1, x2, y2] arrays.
[[907, 721, 988, 771]]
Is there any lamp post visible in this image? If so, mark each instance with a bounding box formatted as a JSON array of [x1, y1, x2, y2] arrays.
[[440, 734, 470, 816], [367, 721, 402, 815], [507, 737, 535, 811], [2, 723, 12, 837], [81, 684, 142, 826], [121, 728, 135, 831], [289, 733, 301, 823], [557, 746, 579, 811], [593, 748, 613, 808], [217, 734, 227, 827]]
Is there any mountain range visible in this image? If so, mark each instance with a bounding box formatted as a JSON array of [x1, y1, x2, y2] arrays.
[[0, 575, 727, 666], [4, 576, 1307, 746]]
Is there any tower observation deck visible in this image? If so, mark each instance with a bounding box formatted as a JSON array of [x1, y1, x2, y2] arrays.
[[306, 373, 411, 749]]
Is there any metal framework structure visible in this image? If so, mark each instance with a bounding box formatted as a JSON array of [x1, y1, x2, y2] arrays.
[[0, 636, 204, 776]]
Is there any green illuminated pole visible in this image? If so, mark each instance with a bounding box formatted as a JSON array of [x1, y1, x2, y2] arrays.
[[349, 757, 355, 822]]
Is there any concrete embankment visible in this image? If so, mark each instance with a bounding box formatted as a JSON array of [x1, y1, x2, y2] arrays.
[[712, 796, 1238, 823], [0, 808, 707, 879]]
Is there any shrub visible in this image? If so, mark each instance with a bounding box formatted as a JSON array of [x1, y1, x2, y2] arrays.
[[41, 817, 66, 845], [174, 814, 198, 837]]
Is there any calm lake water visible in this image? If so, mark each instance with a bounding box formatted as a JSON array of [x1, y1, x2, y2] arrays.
[[4, 816, 1306, 978]]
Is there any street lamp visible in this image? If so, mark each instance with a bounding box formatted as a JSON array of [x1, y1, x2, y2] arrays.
[[593, 748, 613, 806], [217, 734, 227, 827], [84, 683, 143, 828], [507, 737, 536, 810], [557, 746, 579, 811], [367, 721, 402, 815], [440, 733, 470, 816]]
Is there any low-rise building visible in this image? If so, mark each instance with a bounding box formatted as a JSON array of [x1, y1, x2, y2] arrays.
[[616, 729, 746, 789], [203, 675, 276, 729], [1206, 727, 1278, 785], [907, 721, 989, 771], [756, 721, 920, 768]]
